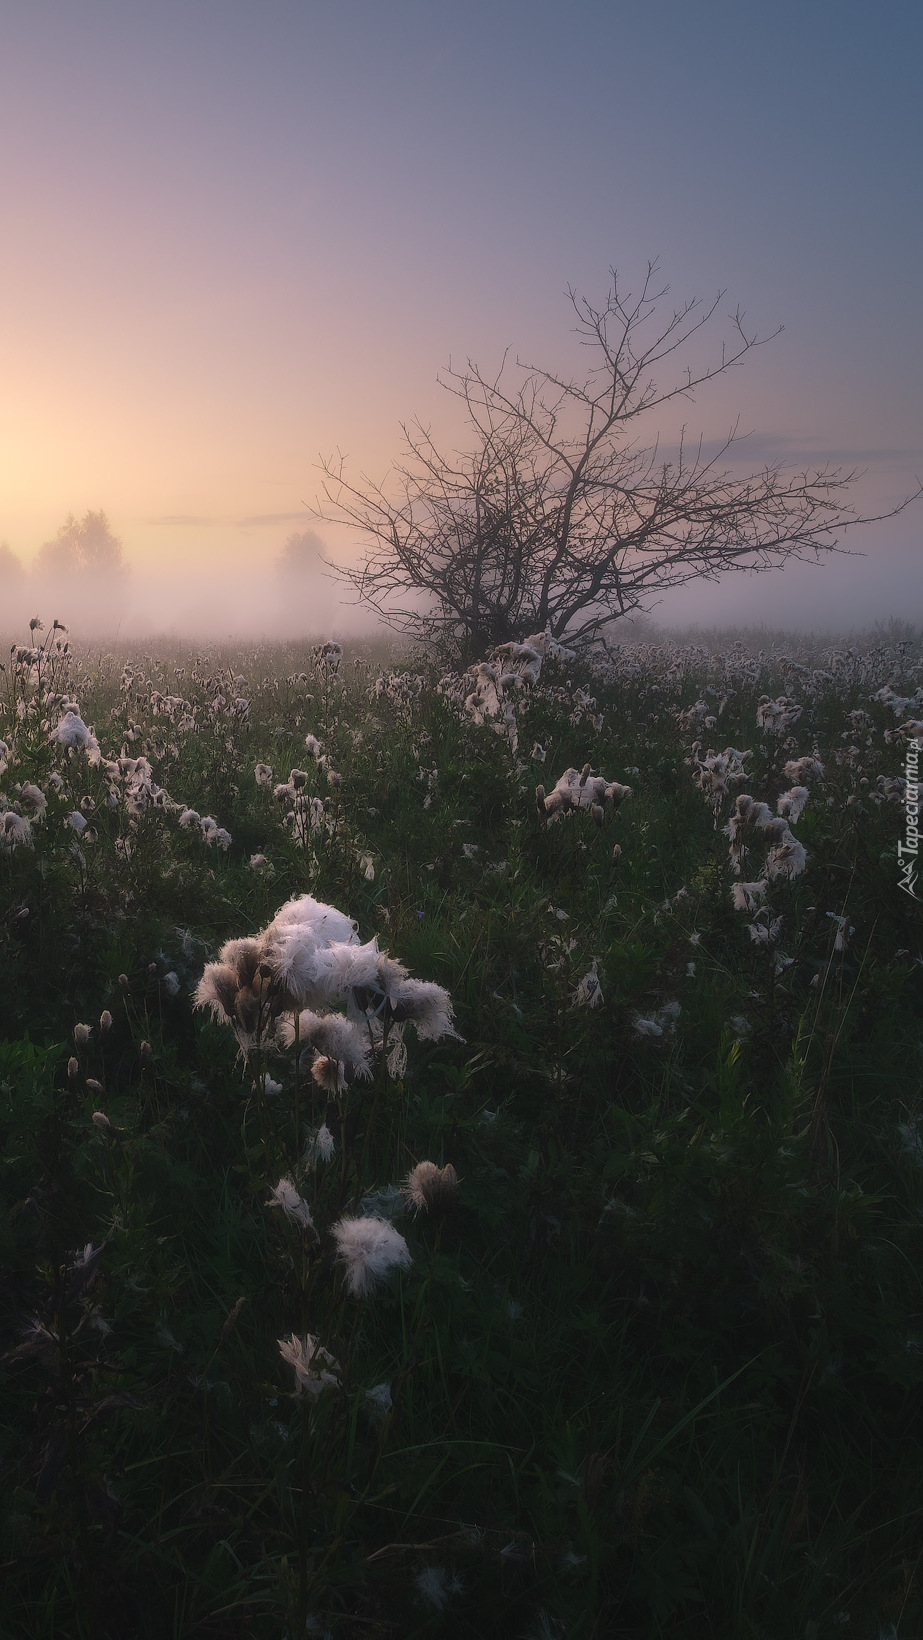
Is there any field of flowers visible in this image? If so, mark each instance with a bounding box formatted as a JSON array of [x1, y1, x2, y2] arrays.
[[1, 618, 922, 1639]]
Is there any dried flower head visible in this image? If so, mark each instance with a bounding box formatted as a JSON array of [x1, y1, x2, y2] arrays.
[[331, 1216, 412, 1295], [265, 1178, 314, 1230], [404, 1160, 459, 1213], [573, 959, 603, 1009], [304, 1123, 336, 1166], [277, 1332, 341, 1397]]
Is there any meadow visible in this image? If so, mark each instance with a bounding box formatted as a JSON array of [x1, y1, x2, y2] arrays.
[[1, 618, 921, 1640]]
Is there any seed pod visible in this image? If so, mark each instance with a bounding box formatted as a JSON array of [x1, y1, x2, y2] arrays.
[[92, 1111, 117, 1135]]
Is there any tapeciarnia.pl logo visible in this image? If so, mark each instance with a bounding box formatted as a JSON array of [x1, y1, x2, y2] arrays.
[[898, 737, 921, 899]]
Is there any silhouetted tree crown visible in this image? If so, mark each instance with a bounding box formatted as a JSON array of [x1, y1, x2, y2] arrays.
[[277, 529, 327, 579], [36, 510, 127, 579]]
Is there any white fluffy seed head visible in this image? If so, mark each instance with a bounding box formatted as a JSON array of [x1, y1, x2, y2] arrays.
[[331, 1216, 412, 1296]]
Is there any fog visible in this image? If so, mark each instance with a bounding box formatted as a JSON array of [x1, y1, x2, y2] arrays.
[[0, 544, 385, 647], [1, 528, 919, 649]]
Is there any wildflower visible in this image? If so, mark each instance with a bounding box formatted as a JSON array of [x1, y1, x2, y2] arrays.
[[50, 710, 100, 758], [731, 880, 768, 913], [74, 1023, 91, 1046], [99, 1009, 113, 1033], [776, 786, 809, 823], [784, 755, 824, 783], [194, 938, 278, 1050], [304, 1123, 335, 1165], [254, 762, 274, 786], [756, 695, 802, 734], [573, 958, 603, 1008], [161, 972, 180, 997], [385, 976, 460, 1041], [67, 1056, 79, 1081], [826, 912, 854, 952], [765, 837, 808, 881], [632, 1015, 663, 1038], [404, 1160, 459, 1213], [311, 1054, 347, 1093], [331, 1216, 412, 1296], [278, 1333, 341, 1397], [265, 1178, 313, 1230], [92, 1111, 120, 1136], [537, 767, 632, 824], [1, 812, 33, 852], [414, 1566, 464, 1611], [748, 914, 783, 945], [18, 783, 47, 818], [632, 1000, 681, 1038], [280, 1009, 373, 1084], [249, 852, 269, 871]]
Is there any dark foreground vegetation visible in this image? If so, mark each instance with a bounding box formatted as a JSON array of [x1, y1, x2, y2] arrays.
[[1, 620, 921, 1639]]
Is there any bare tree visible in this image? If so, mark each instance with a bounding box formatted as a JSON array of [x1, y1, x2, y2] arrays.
[[317, 266, 920, 661]]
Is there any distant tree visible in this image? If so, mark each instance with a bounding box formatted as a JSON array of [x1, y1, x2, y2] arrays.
[[0, 541, 24, 584], [277, 529, 327, 580], [319, 265, 921, 662], [35, 510, 128, 579]]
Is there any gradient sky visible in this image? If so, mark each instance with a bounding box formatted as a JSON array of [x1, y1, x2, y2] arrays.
[[1, 0, 920, 629]]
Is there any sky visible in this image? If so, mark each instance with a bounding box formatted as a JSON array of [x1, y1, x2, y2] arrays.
[[0, 0, 920, 635]]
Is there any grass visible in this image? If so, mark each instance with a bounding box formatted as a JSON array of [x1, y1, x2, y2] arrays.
[[0, 621, 921, 1637]]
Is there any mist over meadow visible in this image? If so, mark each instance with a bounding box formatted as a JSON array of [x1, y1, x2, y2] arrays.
[[0, 525, 381, 644], [2, 520, 921, 648]]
